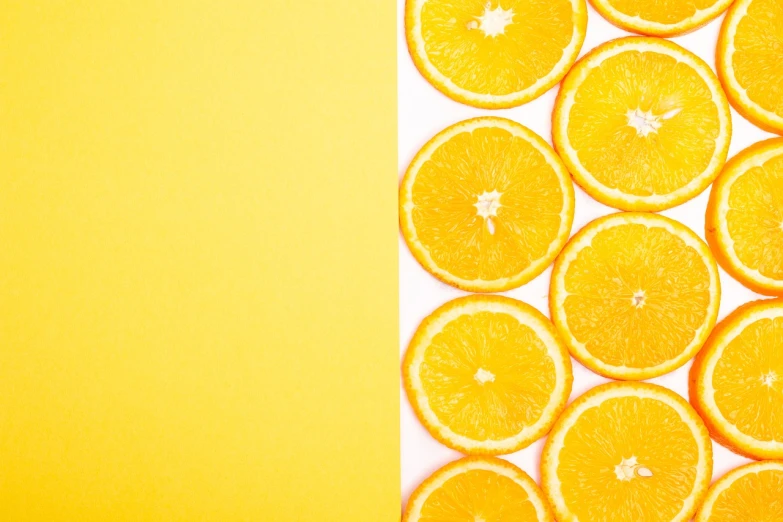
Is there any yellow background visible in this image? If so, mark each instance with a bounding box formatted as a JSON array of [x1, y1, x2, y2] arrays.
[[0, 1, 398, 520]]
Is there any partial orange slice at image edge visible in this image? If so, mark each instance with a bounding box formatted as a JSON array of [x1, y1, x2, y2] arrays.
[[542, 382, 713, 522], [706, 138, 783, 296], [590, 0, 734, 37], [405, 0, 587, 108], [717, 0, 783, 135], [404, 457, 554, 522], [694, 461, 783, 522], [690, 298, 783, 460]]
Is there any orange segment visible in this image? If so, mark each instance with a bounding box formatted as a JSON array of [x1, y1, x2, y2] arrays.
[[400, 117, 574, 293], [405, 0, 587, 108], [403, 295, 572, 455], [553, 37, 731, 211], [550, 213, 721, 380], [541, 382, 713, 522], [690, 299, 783, 460], [706, 138, 783, 295], [590, 0, 734, 36], [403, 457, 554, 522], [695, 462, 783, 522], [718, 0, 783, 134]]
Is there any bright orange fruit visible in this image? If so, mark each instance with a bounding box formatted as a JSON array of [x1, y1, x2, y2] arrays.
[[590, 0, 734, 36], [706, 138, 783, 296], [550, 212, 720, 380], [406, 0, 587, 108], [541, 382, 713, 522], [403, 295, 572, 454], [404, 457, 554, 522], [690, 299, 783, 460], [695, 461, 783, 522], [400, 117, 574, 292]]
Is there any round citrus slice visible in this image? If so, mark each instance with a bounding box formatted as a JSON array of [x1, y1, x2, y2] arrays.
[[404, 457, 554, 522], [690, 299, 783, 460], [405, 0, 587, 108], [400, 117, 575, 293], [550, 212, 721, 380], [694, 461, 783, 522], [553, 37, 732, 211], [589, 0, 734, 37], [403, 295, 573, 455], [718, 0, 783, 135], [541, 382, 713, 522], [706, 138, 783, 296]]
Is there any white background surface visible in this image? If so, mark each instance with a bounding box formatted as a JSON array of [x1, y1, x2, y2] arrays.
[[398, 0, 777, 508]]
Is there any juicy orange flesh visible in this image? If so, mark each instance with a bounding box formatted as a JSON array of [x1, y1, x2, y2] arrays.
[[420, 0, 575, 95], [726, 154, 783, 280], [557, 397, 699, 521], [732, 0, 783, 118], [713, 316, 783, 442], [563, 223, 711, 368], [606, 0, 720, 25], [709, 469, 783, 521], [420, 311, 556, 440], [411, 127, 564, 282], [419, 469, 536, 521], [567, 50, 720, 196]]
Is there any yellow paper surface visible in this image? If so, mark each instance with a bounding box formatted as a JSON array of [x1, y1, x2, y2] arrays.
[[0, 1, 398, 520]]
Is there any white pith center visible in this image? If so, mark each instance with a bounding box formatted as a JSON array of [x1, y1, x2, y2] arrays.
[[762, 372, 778, 387], [474, 190, 502, 235], [626, 108, 682, 137], [614, 456, 653, 481], [474, 368, 495, 385], [470, 3, 514, 37], [632, 291, 646, 308]]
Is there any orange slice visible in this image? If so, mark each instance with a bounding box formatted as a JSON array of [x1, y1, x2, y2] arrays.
[[541, 382, 713, 522], [718, 0, 783, 135], [590, 0, 734, 37], [405, 0, 587, 108], [690, 299, 783, 460], [550, 213, 721, 380], [403, 295, 572, 455], [400, 117, 575, 293], [706, 138, 783, 296], [553, 37, 731, 211], [404, 456, 554, 522], [694, 461, 783, 522]]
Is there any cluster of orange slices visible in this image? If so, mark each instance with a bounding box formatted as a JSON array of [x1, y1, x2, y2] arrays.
[[400, 0, 783, 521]]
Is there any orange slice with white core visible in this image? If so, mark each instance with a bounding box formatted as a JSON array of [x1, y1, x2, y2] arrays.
[[690, 299, 783, 460], [400, 117, 575, 293], [550, 212, 721, 380], [590, 0, 734, 37], [541, 382, 713, 522], [403, 295, 572, 455], [405, 0, 587, 108], [718, 0, 783, 135], [553, 37, 731, 211], [706, 138, 783, 296], [694, 461, 783, 522], [403, 457, 554, 522]]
